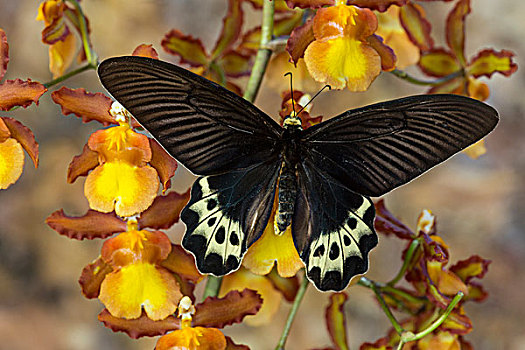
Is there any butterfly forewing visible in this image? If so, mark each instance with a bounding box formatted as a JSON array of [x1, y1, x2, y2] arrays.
[[98, 56, 282, 176], [300, 94, 499, 197]]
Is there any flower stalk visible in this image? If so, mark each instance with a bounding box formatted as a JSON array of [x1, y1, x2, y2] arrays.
[[275, 270, 309, 350], [396, 292, 464, 349], [243, 0, 275, 103], [66, 0, 97, 67], [389, 68, 465, 86]]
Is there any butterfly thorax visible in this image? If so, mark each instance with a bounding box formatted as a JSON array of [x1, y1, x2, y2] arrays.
[[275, 115, 303, 235]]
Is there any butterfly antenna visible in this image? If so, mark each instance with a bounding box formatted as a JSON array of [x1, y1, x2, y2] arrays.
[[284, 72, 296, 117], [297, 84, 331, 116]]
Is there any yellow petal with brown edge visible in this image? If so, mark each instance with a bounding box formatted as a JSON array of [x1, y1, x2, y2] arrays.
[[0, 138, 24, 190], [220, 267, 282, 326], [242, 211, 303, 278], [156, 327, 226, 350], [99, 263, 181, 321], [304, 36, 381, 91], [85, 161, 159, 217], [49, 33, 76, 78]]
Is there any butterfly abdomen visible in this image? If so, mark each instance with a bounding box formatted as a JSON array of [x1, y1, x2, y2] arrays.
[[275, 161, 297, 234]]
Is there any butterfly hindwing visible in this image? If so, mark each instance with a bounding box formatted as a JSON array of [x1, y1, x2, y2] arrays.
[[98, 56, 282, 175], [301, 94, 499, 197], [181, 161, 281, 276], [293, 158, 378, 291]]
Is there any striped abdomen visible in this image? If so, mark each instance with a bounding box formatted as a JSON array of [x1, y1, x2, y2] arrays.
[[275, 161, 297, 235]]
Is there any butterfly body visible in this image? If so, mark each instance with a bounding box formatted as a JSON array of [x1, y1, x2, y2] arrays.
[[275, 115, 303, 234], [98, 56, 499, 291]]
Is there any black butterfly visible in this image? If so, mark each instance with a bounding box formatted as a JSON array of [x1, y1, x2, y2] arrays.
[[98, 56, 498, 291]]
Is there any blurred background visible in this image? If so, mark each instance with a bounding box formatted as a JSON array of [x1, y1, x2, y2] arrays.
[[0, 0, 523, 349]]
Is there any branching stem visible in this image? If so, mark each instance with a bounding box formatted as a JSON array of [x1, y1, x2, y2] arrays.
[[360, 277, 405, 334], [396, 292, 464, 348], [43, 63, 93, 88], [389, 68, 464, 86], [387, 239, 420, 286]]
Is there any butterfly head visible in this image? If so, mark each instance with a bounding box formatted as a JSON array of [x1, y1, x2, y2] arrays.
[[283, 113, 303, 131]]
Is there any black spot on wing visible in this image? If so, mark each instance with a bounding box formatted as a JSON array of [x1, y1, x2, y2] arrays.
[[230, 231, 239, 246], [329, 242, 340, 260], [207, 199, 217, 210], [215, 226, 226, 244], [347, 217, 357, 229], [313, 245, 325, 258], [363, 206, 375, 226], [203, 253, 230, 275], [359, 230, 379, 254]]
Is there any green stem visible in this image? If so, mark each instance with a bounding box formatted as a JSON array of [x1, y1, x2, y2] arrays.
[[389, 68, 464, 86], [66, 0, 97, 66], [404, 292, 464, 342], [394, 292, 464, 349], [387, 239, 420, 286], [359, 277, 404, 335], [43, 63, 94, 88], [243, 0, 275, 103], [381, 284, 425, 305], [275, 271, 309, 350], [202, 276, 223, 301], [209, 61, 227, 87]]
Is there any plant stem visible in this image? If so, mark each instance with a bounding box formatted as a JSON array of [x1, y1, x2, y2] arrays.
[[202, 276, 223, 301], [243, 0, 275, 103], [67, 0, 97, 66], [275, 270, 309, 350], [43, 63, 94, 88], [360, 277, 405, 335], [381, 284, 425, 305], [404, 292, 464, 342], [389, 68, 464, 86], [387, 239, 420, 286]]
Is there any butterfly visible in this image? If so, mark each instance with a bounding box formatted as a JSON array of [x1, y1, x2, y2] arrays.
[[98, 56, 498, 291]]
